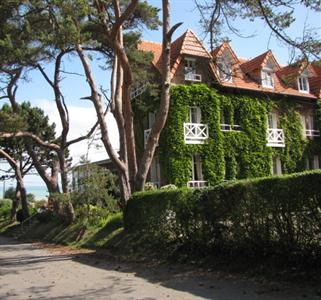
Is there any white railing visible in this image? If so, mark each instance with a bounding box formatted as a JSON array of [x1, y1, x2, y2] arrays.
[[184, 123, 209, 144], [187, 180, 208, 188], [266, 128, 285, 147], [220, 124, 242, 132], [144, 129, 158, 148], [130, 82, 148, 100], [184, 72, 202, 82], [304, 129, 320, 138]]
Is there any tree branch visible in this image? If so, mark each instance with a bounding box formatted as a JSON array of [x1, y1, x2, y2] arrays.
[[0, 131, 60, 151], [111, 0, 139, 39]]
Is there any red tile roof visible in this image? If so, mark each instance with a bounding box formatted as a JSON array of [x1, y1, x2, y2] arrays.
[[211, 42, 239, 64], [309, 75, 321, 98], [241, 50, 280, 74], [137, 40, 162, 69], [138, 29, 211, 76], [139, 29, 319, 100]]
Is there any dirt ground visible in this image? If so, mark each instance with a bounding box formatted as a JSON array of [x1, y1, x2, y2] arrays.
[[0, 235, 320, 300]]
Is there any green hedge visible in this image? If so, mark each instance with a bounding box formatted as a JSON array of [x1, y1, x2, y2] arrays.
[[125, 171, 321, 258]]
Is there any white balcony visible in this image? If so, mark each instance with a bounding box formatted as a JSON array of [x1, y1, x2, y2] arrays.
[[187, 180, 208, 188], [130, 82, 148, 100], [304, 129, 320, 138], [184, 123, 209, 144], [220, 124, 242, 132], [267, 128, 285, 147], [144, 129, 158, 148], [185, 72, 202, 82]]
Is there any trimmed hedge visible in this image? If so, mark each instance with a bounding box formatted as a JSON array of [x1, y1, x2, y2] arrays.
[[125, 171, 321, 259]]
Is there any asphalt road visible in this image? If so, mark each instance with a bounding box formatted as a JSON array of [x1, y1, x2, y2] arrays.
[[0, 235, 320, 300]]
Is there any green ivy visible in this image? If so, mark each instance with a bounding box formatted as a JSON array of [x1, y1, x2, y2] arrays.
[[159, 84, 224, 186], [133, 84, 320, 187]]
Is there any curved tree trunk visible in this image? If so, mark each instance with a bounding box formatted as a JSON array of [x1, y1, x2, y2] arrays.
[[0, 149, 30, 221], [135, 0, 179, 191], [10, 185, 20, 222], [16, 178, 29, 220]]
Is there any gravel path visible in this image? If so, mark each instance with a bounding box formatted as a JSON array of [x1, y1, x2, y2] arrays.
[[0, 235, 320, 300]]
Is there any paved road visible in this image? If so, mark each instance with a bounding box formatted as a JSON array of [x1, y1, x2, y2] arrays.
[[0, 235, 320, 300]]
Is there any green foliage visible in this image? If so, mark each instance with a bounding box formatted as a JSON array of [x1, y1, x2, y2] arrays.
[[160, 184, 177, 190], [72, 164, 119, 226], [144, 182, 157, 191], [0, 103, 27, 134], [72, 164, 118, 209], [4, 187, 15, 201], [220, 93, 271, 179], [27, 193, 35, 203], [125, 171, 321, 259], [159, 84, 224, 186], [135, 84, 320, 186], [0, 199, 11, 220], [278, 102, 307, 173]]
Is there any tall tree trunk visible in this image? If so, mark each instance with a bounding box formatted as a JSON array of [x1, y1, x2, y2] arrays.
[[0, 149, 30, 221], [135, 0, 181, 190], [10, 185, 20, 222], [27, 146, 60, 194], [16, 177, 29, 220]]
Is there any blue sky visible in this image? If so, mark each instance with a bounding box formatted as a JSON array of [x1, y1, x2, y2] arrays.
[[1, 0, 321, 197]]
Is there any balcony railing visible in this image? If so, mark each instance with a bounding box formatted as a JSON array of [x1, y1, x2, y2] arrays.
[[267, 128, 285, 147], [144, 129, 158, 148], [130, 82, 148, 100], [187, 180, 208, 188], [304, 129, 320, 138], [184, 123, 209, 144], [220, 124, 242, 132], [184, 72, 202, 82]]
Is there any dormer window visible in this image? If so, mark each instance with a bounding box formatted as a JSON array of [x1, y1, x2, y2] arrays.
[[184, 58, 202, 82], [185, 58, 196, 73], [298, 75, 309, 93], [261, 69, 274, 88], [217, 56, 232, 82]]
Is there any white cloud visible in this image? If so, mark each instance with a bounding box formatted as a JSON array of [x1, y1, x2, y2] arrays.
[[34, 99, 119, 165]]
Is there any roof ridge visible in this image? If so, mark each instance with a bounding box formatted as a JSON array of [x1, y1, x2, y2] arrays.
[[139, 40, 161, 45]]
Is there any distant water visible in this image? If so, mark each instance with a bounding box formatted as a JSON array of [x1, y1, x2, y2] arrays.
[[26, 186, 49, 200]]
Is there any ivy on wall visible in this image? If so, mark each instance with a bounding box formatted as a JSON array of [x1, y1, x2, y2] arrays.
[[159, 84, 224, 186], [220, 93, 272, 180], [133, 84, 321, 187]]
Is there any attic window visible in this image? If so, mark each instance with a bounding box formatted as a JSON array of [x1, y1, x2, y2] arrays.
[[261, 69, 274, 88], [217, 54, 232, 82], [298, 75, 309, 93], [184, 58, 202, 82]]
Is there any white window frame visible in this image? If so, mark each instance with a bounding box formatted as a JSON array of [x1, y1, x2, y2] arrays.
[[217, 54, 232, 82], [297, 76, 309, 93], [184, 58, 196, 74], [313, 155, 320, 169], [306, 155, 320, 170], [272, 155, 282, 175], [268, 112, 279, 129], [261, 69, 274, 88], [150, 156, 161, 187], [192, 154, 203, 181], [148, 112, 156, 128], [189, 106, 202, 123]]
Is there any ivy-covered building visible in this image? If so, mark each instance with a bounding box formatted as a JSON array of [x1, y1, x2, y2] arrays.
[[134, 29, 321, 188]]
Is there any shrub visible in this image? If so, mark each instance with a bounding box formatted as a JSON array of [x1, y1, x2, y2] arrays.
[[160, 184, 177, 190], [144, 182, 157, 191], [37, 210, 54, 223], [0, 199, 11, 220], [4, 187, 15, 201], [124, 170, 321, 259]]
